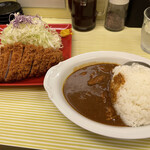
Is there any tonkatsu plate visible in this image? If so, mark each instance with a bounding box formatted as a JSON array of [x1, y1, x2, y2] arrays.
[[0, 14, 72, 86]]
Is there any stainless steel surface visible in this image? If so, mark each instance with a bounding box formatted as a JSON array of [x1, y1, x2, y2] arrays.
[[124, 61, 150, 68]]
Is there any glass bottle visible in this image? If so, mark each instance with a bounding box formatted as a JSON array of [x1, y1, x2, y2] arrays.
[[68, 0, 97, 31], [104, 0, 129, 31]]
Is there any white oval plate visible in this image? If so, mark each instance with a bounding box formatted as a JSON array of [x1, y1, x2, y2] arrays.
[[44, 51, 150, 139]]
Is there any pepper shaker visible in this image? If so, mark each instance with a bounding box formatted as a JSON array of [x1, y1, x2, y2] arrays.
[[104, 0, 129, 31]]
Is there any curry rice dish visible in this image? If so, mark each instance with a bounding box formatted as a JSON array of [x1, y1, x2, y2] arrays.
[[0, 42, 63, 82], [63, 63, 150, 127]]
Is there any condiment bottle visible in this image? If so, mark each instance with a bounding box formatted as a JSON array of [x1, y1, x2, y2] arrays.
[[125, 0, 150, 27], [68, 0, 97, 31], [104, 0, 129, 31]]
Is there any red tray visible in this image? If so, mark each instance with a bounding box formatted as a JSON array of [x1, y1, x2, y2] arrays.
[[0, 24, 72, 86]]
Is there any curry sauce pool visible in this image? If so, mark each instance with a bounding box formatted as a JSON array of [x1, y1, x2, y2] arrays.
[[63, 63, 126, 126]]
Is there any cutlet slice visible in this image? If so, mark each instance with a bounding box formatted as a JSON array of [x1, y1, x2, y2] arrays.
[[28, 46, 44, 78], [16, 44, 36, 81], [0, 46, 4, 55], [0, 45, 13, 82], [37, 48, 63, 77], [47, 49, 63, 69], [5, 43, 25, 82], [37, 47, 54, 77], [30, 47, 63, 77], [0, 46, 5, 82]]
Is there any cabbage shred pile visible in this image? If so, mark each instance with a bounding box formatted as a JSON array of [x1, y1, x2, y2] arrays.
[[0, 13, 62, 49]]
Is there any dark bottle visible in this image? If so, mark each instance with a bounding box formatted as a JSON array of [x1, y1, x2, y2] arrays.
[[125, 0, 150, 27], [68, 0, 97, 31]]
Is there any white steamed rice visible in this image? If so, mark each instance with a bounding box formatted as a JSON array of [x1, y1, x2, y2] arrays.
[[112, 63, 150, 127]]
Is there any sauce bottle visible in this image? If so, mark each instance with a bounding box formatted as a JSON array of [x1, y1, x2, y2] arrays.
[[68, 0, 97, 31], [125, 0, 150, 27]]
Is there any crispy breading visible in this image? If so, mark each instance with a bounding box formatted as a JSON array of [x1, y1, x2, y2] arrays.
[[38, 48, 54, 76], [37, 47, 63, 77], [0, 43, 63, 82], [47, 49, 63, 69], [5, 43, 25, 82], [0, 46, 5, 82], [16, 44, 36, 81], [1, 45, 13, 82], [29, 46, 44, 78]]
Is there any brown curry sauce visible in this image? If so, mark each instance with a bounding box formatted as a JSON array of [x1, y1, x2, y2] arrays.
[[63, 63, 126, 126]]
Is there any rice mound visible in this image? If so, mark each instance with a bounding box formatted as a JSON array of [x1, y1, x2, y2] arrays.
[[111, 63, 150, 127]]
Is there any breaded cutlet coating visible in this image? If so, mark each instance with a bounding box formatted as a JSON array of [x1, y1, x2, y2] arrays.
[[0, 46, 4, 55], [47, 49, 63, 69], [0, 42, 64, 82], [37, 48, 63, 77], [0, 47, 5, 82], [29, 46, 44, 78], [1, 45, 13, 82], [37, 47, 53, 77], [17, 44, 36, 81], [5, 43, 25, 82]]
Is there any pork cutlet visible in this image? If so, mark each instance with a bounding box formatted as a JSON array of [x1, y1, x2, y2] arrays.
[[0, 42, 63, 82]]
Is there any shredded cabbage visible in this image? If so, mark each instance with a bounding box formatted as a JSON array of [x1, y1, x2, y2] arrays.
[[0, 14, 62, 49]]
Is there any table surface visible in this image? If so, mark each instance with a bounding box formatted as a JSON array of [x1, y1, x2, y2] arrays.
[[1, 18, 150, 150]]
